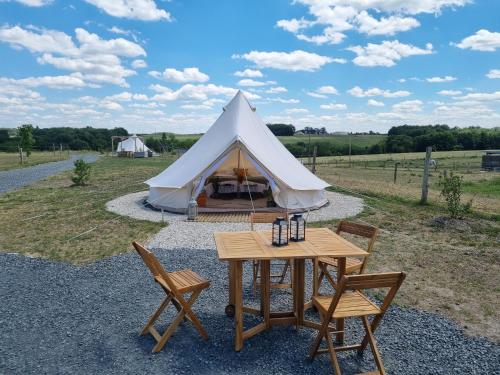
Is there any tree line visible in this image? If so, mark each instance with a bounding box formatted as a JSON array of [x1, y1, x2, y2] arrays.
[[0, 125, 128, 153], [383, 125, 500, 153]]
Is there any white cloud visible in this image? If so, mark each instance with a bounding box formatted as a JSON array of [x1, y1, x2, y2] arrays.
[[149, 67, 209, 83], [347, 40, 433, 67], [296, 28, 346, 45], [2, 74, 90, 89], [307, 86, 339, 98], [99, 101, 123, 110], [320, 103, 347, 110], [75, 28, 146, 57], [437, 90, 462, 96], [84, 0, 171, 21], [0, 26, 145, 87], [316, 86, 339, 95], [10, 0, 52, 6], [278, 0, 467, 49], [266, 86, 287, 94], [426, 75, 457, 83], [284, 108, 309, 114], [234, 69, 263, 78], [149, 83, 260, 102], [268, 97, 300, 104], [0, 25, 76, 54], [276, 18, 312, 33], [131, 59, 147, 69], [486, 69, 500, 79], [295, 0, 469, 16], [233, 50, 332, 71], [454, 91, 500, 102], [393, 99, 423, 113], [348, 86, 411, 98], [307, 92, 327, 99], [108, 26, 129, 35], [332, 58, 347, 64], [454, 29, 500, 52], [367, 99, 385, 106], [237, 79, 276, 87], [355, 11, 420, 36]]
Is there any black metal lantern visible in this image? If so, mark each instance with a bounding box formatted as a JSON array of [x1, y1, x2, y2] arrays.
[[272, 217, 289, 247], [290, 213, 306, 242]]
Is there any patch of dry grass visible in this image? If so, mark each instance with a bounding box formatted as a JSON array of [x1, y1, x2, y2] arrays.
[[0, 151, 72, 171], [0, 156, 174, 264], [312, 161, 500, 341]]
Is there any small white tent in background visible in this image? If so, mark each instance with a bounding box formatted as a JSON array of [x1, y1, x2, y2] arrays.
[[146, 91, 330, 213], [116, 134, 152, 157]]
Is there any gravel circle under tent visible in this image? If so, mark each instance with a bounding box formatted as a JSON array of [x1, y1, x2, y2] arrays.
[[105, 190, 364, 250], [1, 249, 499, 375]]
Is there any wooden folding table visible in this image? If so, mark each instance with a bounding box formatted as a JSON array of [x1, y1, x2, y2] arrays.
[[214, 227, 369, 351]]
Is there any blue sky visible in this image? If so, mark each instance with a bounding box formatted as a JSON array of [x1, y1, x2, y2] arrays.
[[0, 0, 499, 134]]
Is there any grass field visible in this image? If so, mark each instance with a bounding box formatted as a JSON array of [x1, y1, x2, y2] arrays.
[[0, 156, 172, 264], [0, 151, 70, 171], [0, 150, 498, 341], [309, 150, 499, 341], [147, 132, 386, 150]]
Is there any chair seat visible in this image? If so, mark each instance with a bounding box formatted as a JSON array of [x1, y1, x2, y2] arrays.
[[160, 269, 209, 293], [313, 291, 381, 318], [319, 256, 363, 273]]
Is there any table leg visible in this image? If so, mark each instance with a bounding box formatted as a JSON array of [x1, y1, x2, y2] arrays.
[[234, 260, 243, 351], [336, 257, 346, 344], [225, 262, 236, 317], [312, 257, 319, 296], [260, 260, 271, 329], [293, 259, 305, 329]]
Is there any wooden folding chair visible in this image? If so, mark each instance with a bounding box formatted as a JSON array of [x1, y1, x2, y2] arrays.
[[317, 221, 379, 290], [309, 272, 406, 375], [132, 241, 210, 352], [250, 212, 292, 294]]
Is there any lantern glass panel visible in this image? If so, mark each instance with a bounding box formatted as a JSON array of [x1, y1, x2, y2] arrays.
[[272, 217, 288, 247], [290, 214, 306, 241]]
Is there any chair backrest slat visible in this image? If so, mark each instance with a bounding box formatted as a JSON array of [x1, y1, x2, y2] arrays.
[[336, 221, 378, 239], [250, 212, 288, 230], [132, 241, 179, 294], [335, 272, 406, 314], [336, 220, 379, 273]]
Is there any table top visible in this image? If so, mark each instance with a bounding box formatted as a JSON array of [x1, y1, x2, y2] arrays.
[[214, 227, 369, 261]]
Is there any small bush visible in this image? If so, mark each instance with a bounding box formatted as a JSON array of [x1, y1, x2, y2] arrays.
[[71, 159, 91, 186], [438, 173, 471, 219]]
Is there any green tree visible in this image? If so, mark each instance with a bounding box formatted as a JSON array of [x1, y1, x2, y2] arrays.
[[71, 159, 92, 186], [438, 173, 471, 219], [161, 132, 168, 153], [18, 124, 35, 156]]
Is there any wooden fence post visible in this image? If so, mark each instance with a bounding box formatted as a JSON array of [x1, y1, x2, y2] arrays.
[[420, 146, 432, 204], [394, 162, 400, 184], [312, 146, 317, 174], [19, 147, 24, 165]]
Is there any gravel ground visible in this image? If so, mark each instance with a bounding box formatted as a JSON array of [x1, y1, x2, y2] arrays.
[[0, 154, 99, 194], [1, 249, 498, 375], [106, 190, 364, 250]]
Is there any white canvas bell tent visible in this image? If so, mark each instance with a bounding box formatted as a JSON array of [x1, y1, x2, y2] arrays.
[[116, 134, 152, 157], [146, 91, 330, 212]]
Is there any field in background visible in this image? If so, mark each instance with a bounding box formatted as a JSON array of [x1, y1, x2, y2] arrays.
[[309, 149, 499, 340], [0, 156, 172, 264], [308, 150, 499, 215], [147, 132, 386, 151], [0, 151, 71, 171]]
